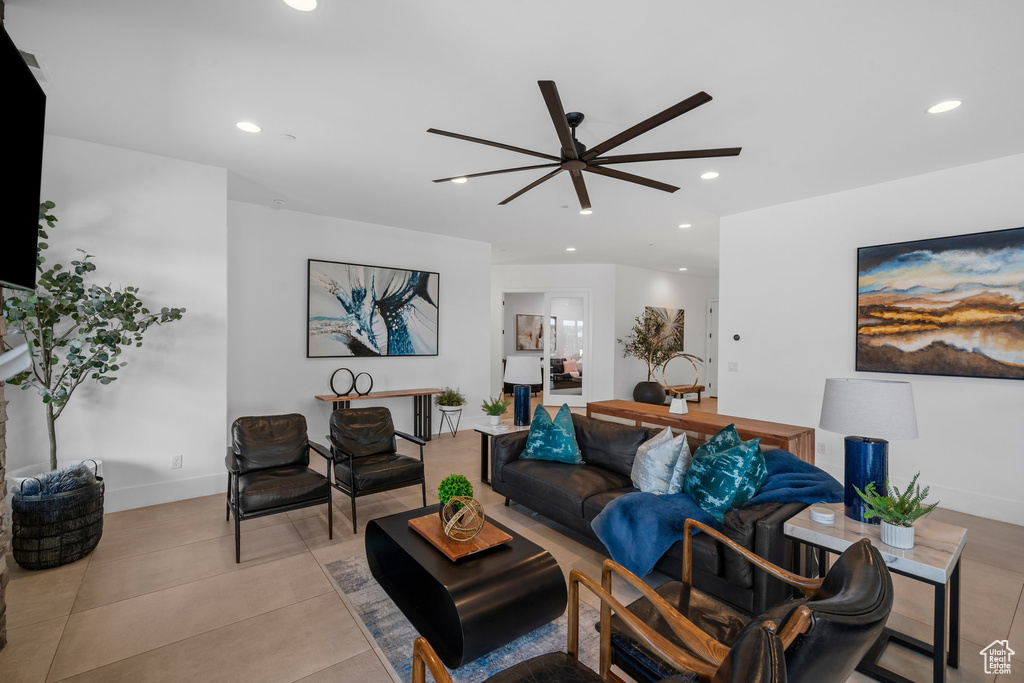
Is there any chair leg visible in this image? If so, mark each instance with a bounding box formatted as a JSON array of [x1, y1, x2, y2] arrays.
[[328, 488, 333, 540], [351, 493, 358, 534], [421, 482, 427, 507], [505, 497, 510, 507], [234, 510, 241, 564], [225, 473, 231, 521]]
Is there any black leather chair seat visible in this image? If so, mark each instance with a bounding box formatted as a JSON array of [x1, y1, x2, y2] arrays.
[[502, 460, 631, 516], [333, 453, 424, 491], [482, 652, 605, 683], [237, 466, 329, 513]]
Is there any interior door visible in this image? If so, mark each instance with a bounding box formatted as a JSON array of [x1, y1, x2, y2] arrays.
[[543, 292, 589, 407], [707, 299, 719, 398]]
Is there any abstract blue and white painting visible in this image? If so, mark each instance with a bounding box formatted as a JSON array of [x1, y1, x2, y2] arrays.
[[857, 226, 1024, 379], [308, 259, 439, 357]]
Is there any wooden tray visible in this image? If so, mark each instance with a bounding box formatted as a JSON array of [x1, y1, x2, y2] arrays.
[[408, 513, 512, 561]]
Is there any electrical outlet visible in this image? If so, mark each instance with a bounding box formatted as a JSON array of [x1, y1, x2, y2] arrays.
[[171, 454, 183, 469], [728, 362, 739, 372], [817, 442, 826, 456]]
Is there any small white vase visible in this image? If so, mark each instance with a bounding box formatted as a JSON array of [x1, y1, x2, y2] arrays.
[[488, 415, 501, 426], [880, 520, 915, 549]]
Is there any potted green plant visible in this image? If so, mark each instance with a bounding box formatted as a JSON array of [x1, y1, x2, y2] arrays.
[[855, 473, 938, 549], [1, 202, 185, 569], [617, 310, 675, 405], [437, 473, 473, 517], [434, 386, 466, 412], [480, 395, 511, 426]]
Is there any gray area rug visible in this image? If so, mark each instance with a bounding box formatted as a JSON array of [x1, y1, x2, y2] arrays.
[[327, 554, 601, 682]]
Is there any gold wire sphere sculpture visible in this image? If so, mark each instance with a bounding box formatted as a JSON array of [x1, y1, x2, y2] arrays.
[[440, 497, 485, 541], [656, 352, 704, 396]]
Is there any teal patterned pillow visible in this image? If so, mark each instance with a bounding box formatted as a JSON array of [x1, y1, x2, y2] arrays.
[[631, 428, 687, 493], [693, 423, 742, 459], [683, 437, 766, 523], [521, 404, 582, 464]]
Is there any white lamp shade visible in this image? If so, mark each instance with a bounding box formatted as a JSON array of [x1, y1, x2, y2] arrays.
[[819, 378, 919, 441], [504, 356, 542, 385]]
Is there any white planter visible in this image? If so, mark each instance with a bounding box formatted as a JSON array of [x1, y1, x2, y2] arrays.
[[438, 405, 462, 412], [880, 520, 915, 549], [8, 459, 104, 496], [488, 415, 501, 426]]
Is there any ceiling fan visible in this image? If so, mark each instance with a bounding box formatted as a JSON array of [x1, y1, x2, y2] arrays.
[[427, 80, 741, 210]]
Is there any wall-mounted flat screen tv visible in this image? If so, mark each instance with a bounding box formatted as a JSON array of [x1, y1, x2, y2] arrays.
[[857, 226, 1024, 380], [0, 22, 46, 292]]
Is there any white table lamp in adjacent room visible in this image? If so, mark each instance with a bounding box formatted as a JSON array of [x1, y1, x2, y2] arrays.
[[819, 378, 919, 523], [504, 356, 542, 426]]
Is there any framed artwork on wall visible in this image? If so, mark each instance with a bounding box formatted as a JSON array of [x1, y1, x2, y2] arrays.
[[307, 259, 439, 357], [515, 314, 544, 350], [857, 226, 1024, 380], [645, 306, 685, 353]]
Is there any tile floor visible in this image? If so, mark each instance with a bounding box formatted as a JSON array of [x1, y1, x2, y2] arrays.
[[2, 418, 1022, 682]]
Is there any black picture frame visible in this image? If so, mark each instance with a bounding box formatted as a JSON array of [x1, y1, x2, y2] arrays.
[[307, 258, 439, 358], [856, 226, 1024, 380]]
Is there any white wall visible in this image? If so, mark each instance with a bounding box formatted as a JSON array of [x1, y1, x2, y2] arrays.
[[613, 265, 712, 399], [6, 135, 228, 512], [719, 153, 1024, 525], [228, 201, 492, 438], [502, 292, 544, 359], [491, 265, 616, 401]]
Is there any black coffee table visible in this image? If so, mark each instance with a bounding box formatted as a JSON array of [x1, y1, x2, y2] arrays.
[[365, 507, 567, 669]]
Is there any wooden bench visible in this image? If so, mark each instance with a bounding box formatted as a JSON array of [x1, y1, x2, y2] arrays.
[[666, 384, 706, 402]]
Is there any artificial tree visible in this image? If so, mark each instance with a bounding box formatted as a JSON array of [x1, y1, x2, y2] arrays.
[[1, 202, 185, 471], [618, 309, 676, 380]]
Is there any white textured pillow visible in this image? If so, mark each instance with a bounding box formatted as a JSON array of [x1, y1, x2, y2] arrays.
[[666, 435, 694, 494], [632, 428, 687, 494]]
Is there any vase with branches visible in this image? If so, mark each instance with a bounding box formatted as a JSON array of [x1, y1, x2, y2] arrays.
[[1, 202, 186, 471], [618, 310, 675, 381]]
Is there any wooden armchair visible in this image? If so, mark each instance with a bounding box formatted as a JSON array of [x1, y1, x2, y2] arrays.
[[412, 566, 788, 683], [604, 520, 893, 683]]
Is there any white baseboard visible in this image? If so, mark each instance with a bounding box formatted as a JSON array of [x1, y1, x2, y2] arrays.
[[104, 472, 228, 514]]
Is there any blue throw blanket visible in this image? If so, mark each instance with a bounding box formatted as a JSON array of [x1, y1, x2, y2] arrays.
[[591, 449, 842, 578]]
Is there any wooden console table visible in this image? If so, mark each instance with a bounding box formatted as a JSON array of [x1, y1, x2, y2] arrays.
[[315, 388, 442, 441], [586, 399, 815, 464]]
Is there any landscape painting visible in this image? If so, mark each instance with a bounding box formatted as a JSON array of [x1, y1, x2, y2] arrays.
[[857, 227, 1024, 379], [646, 306, 685, 353], [307, 259, 439, 357]]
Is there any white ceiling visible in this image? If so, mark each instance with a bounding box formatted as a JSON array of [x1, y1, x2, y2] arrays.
[[7, 1, 1024, 277]]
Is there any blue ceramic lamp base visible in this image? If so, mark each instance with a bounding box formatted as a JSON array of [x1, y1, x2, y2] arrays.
[[844, 436, 888, 524], [513, 385, 531, 426]]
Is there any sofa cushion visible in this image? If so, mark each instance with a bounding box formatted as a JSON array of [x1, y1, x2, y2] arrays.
[[237, 466, 328, 513], [502, 459, 631, 517], [522, 404, 583, 464], [583, 486, 636, 523], [572, 414, 650, 477], [632, 429, 688, 494], [684, 438, 766, 523]]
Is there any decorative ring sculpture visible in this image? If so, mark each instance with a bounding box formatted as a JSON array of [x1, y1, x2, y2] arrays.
[[656, 352, 704, 397], [441, 497, 485, 541], [354, 372, 374, 396], [329, 368, 356, 396]]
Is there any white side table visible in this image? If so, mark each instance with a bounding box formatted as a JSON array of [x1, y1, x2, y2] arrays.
[[785, 502, 967, 683], [473, 423, 530, 484]]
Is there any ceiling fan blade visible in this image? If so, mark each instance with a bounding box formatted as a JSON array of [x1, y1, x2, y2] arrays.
[[581, 91, 713, 161], [583, 165, 679, 193], [498, 168, 563, 205], [569, 170, 591, 210], [432, 163, 560, 183], [427, 128, 559, 162], [589, 147, 742, 165], [538, 80, 577, 160]]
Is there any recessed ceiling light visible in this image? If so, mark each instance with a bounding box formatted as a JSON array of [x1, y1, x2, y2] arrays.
[[678, 267, 688, 271], [283, 0, 317, 10], [566, 247, 576, 252], [927, 100, 962, 114], [678, 223, 692, 229], [579, 209, 593, 215], [700, 171, 719, 180], [236, 121, 262, 133], [451, 177, 468, 184]]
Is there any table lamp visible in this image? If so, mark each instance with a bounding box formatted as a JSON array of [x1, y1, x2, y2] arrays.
[[819, 378, 918, 523], [503, 356, 541, 426]]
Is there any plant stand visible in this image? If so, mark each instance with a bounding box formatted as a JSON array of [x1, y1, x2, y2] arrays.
[[438, 407, 462, 438], [11, 477, 105, 570]]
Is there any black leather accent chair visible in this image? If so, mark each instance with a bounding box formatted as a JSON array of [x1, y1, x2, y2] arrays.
[[327, 407, 426, 533], [225, 414, 332, 563], [411, 567, 788, 683], [606, 525, 893, 683]]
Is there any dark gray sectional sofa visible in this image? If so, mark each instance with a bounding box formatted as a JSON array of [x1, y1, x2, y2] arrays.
[[490, 413, 805, 615]]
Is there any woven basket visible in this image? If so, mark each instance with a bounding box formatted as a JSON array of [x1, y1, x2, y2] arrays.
[[11, 476, 105, 570]]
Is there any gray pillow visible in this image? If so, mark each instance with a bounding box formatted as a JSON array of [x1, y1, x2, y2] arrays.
[[666, 435, 694, 494], [631, 428, 688, 494]]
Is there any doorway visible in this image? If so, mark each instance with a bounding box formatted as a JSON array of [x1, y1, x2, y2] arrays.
[[543, 291, 589, 407]]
